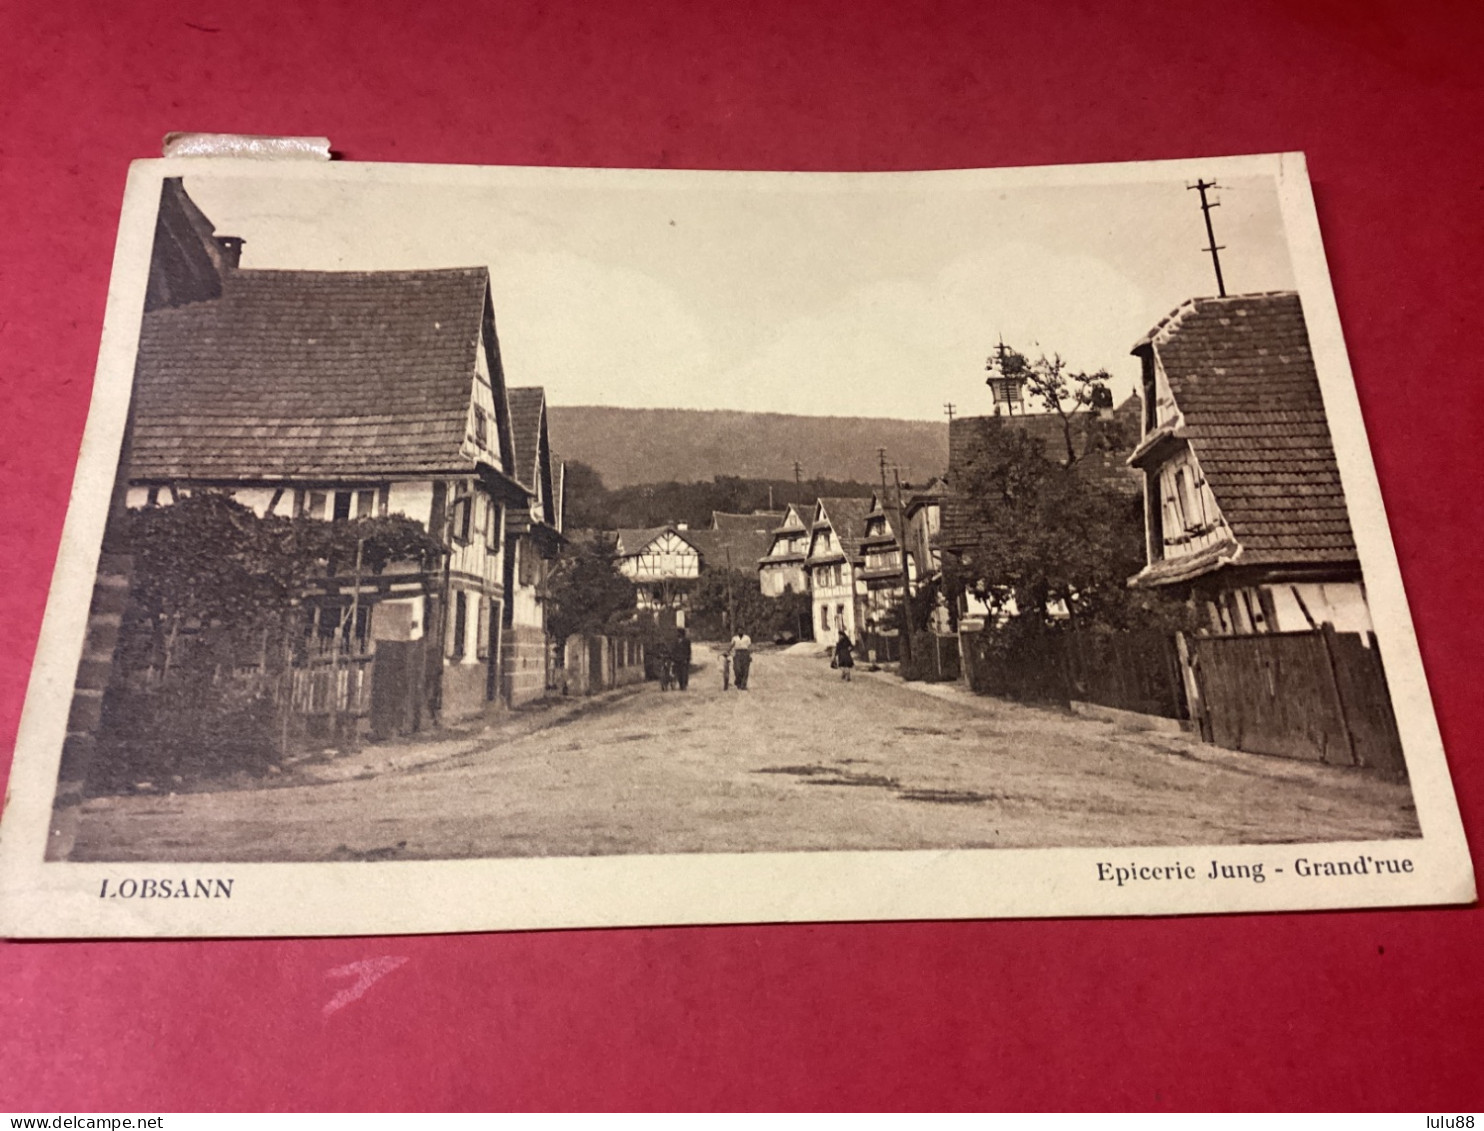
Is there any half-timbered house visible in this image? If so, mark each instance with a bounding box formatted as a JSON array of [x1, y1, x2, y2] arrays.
[[758, 504, 812, 597], [804, 497, 871, 641], [124, 181, 530, 727], [502, 387, 564, 706], [903, 477, 949, 586], [1126, 291, 1370, 634], [857, 493, 908, 634], [614, 526, 703, 614]]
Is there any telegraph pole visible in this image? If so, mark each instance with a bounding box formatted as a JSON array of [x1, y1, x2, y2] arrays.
[[877, 447, 890, 499], [1188, 179, 1227, 297], [792, 460, 803, 487], [943, 402, 956, 425], [892, 466, 914, 671]]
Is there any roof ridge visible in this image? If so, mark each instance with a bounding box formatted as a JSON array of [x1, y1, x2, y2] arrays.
[[1132, 290, 1302, 353], [235, 265, 489, 281]]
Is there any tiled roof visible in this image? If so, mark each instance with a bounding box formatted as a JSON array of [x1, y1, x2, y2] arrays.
[[130, 267, 500, 482], [614, 526, 701, 556], [711, 511, 784, 532], [506, 387, 546, 493], [772, 503, 810, 533], [904, 476, 949, 516], [687, 527, 776, 571], [810, 496, 873, 561], [1136, 292, 1355, 570], [940, 397, 1142, 552]]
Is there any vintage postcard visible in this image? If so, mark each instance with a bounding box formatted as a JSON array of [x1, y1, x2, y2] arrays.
[[0, 153, 1472, 937]]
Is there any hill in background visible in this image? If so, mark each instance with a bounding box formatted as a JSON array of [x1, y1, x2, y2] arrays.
[[546, 405, 950, 489]]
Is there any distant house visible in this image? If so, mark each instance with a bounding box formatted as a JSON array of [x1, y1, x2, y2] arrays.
[[938, 396, 1142, 621], [758, 503, 812, 597], [687, 513, 777, 583], [503, 387, 564, 706], [126, 181, 530, 726], [902, 477, 949, 586], [1126, 291, 1369, 634], [857, 493, 908, 633], [614, 525, 703, 614], [804, 497, 872, 641]]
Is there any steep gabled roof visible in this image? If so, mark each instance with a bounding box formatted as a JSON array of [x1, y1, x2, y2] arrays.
[[145, 178, 242, 311], [130, 266, 518, 484], [506, 387, 547, 493], [614, 526, 701, 557], [1132, 292, 1355, 571], [859, 494, 897, 549], [762, 505, 811, 564], [940, 396, 1142, 552], [772, 503, 810, 533], [904, 476, 949, 516], [506, 386, 564, 534], [809, 496, 873, 561]]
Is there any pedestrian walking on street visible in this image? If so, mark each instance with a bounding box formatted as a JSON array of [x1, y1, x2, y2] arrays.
[[731, 630, 753, 690], [833, 629, 855, 682], [655, 637, 674, 691], [673, 628, 692, 691]]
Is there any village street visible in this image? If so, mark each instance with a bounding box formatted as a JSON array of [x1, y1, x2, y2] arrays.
[[69, 647, 1419, 862]]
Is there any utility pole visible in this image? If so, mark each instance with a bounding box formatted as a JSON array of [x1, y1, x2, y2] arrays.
[[792, 460, 803, 487], [1188, 179, 1227, 297], [877, 447, 890, 499], [943, 402, 956, 425], [892, 465, 914, 671]]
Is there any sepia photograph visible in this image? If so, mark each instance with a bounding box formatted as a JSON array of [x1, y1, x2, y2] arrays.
[[0, 153, 1471, 935]]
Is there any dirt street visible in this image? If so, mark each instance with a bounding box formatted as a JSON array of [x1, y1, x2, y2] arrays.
[[69, 646, 1419, 861]]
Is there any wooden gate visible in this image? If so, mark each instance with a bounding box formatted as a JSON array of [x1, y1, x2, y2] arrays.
[[1181, 626, 1405, 776], [371, 639, 425, 739]]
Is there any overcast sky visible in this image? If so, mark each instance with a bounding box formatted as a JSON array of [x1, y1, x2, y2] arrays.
[[187, 164, 1296, 421]]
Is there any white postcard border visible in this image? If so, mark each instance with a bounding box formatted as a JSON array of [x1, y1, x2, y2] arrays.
[[0, 152, 1472, 937]]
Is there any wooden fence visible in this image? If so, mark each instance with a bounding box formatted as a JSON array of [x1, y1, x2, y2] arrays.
[[289, 654, 375, 721], [860, 630, 902, 664], [1180, 626, 1405, 776], [557, 633, 649, 696], [960, 624, 1185, 718], [905, 630, 961, 682], [1063, 629, 1187, 720]]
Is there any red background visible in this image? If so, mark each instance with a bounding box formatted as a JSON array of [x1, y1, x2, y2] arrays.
[[2, 0, 1481, 1111]]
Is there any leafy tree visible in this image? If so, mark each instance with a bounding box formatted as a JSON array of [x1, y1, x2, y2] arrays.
[[561, 461, 610, 530], [985, 342, 1121, 468], [950, 422, 1128, 623], [100, 492, 445, 785], [688, 567, 810, 641], [544, 536, 639, 642], [118, 492, 445, 676]]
